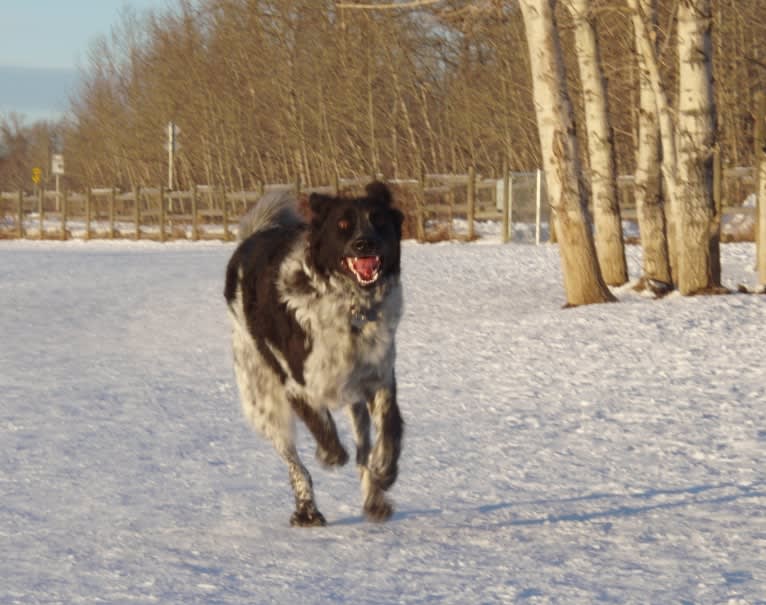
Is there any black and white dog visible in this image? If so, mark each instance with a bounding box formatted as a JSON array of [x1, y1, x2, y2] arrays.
[[224, 182, 404, 526]]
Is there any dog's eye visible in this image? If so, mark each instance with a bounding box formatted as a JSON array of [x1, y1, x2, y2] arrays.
[[338, 219, 351, 231]]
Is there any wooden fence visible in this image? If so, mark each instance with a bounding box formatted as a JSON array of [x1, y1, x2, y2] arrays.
[[0, 167, 758, 243]]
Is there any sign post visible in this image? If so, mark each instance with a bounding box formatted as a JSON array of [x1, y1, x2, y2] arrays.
[[52, 154, 65, 211], [32, 167, 42, 194], [167, 122, 180, 191]]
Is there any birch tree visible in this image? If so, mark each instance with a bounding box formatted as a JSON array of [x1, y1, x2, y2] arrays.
[[518, 0, 615, 306], [675, 0, 718, 294], [567, 0, 628, 287], [628, 0, 681, 283], [628, 0, 720, 294], [755, 92, 766, 289], [631, 0, 672, 294]]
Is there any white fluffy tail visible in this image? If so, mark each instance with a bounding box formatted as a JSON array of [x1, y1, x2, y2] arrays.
[[237, 189, 303, 241]]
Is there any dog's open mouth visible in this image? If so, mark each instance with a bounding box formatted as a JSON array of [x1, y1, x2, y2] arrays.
[[344, 256, 382, 286]]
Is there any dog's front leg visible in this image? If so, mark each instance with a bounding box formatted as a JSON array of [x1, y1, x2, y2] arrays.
[[362, 378, 403, 521], [290, 396, 349, 467]]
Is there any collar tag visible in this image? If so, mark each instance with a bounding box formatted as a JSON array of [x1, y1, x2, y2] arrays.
[[350, 305, 376, 331]]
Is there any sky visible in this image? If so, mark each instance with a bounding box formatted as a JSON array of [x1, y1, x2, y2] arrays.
[[0, 0, 166, 122]]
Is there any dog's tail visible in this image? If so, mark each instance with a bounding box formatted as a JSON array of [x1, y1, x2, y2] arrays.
[[238, 188, 303, 241]]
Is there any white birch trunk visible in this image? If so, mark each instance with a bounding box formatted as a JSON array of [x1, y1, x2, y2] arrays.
[[675, 0, 716, 294], [568, 0, 628, 287], [628, 0, 680, 284], [519, 0, 615, 306], [631, 0, 672, 292], [758, 155, 766, 288]]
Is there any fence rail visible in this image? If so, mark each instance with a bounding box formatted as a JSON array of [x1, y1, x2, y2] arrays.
[[0, 167, 758, 243]]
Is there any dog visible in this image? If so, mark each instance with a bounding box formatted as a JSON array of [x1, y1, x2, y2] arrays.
[[224, 182, 405, 526]]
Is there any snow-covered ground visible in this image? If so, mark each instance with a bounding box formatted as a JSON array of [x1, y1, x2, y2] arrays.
[[1, 236, 764, 604]]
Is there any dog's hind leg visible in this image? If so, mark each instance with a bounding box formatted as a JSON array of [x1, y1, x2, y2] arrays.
[[290, 397, 349, 468]]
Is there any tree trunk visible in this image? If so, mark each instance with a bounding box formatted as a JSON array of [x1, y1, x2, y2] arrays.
[[568, 0, 628, 287], [519, 0, 615, 306], [628, 0, 680, 284], [757, 91, 766, 288], [632, 0, 672, 292], [675, 0, 717, 294]]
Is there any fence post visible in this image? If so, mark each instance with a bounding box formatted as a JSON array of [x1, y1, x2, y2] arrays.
[[159, 185, 166, 242], [109, 188, 116, 239], [61, 188, 68, 240], [17, 190, 24, 238], [38, 188, 45, 240], [134, 185, 141, 240], [416, 166, 426, 242], [467, 165, 476, 241], [501, 159, 510, 243], [85, 187, 93, 240], [191, 186, 199, 241], [222, 188, 230, 241]]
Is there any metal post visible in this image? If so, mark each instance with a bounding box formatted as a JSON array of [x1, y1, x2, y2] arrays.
[[535, 168, 542, 245]]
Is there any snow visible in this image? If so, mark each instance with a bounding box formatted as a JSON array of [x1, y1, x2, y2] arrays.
[[1, 235, 764, 604]]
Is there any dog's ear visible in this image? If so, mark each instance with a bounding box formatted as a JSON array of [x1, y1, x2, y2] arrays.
[[365, 181, 392, 206], [309, 193, 336, 217]]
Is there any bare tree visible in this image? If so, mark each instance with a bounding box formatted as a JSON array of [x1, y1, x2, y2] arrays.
[[675, 0, 718, 294], [631, 0, 672, 293], [567, 0, 628, 287], [519, 0, 615, 306]]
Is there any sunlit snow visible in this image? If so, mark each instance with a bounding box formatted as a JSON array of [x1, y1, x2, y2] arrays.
[[1, 234, 764, 604]]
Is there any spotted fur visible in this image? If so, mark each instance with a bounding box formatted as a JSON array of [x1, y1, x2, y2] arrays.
[[224, 183, 404, 526]]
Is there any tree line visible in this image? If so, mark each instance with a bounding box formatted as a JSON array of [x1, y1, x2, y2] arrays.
[[0, 0, 763, 190], [1, 0, 766, 301]]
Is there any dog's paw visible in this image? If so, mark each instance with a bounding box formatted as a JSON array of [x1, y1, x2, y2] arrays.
[[290, 503, 327, 527], [369, 458, 398, 491], [364, 494, 393, 523], [369, 439, 400, 490], [316, 444, 349, 468]]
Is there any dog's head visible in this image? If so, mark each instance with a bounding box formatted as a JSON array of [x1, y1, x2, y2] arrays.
[[308, 182, 404, 288]]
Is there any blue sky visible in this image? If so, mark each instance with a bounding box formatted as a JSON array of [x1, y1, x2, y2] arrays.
[[1, 0, 163, 69], [0, 0, 165, 121]]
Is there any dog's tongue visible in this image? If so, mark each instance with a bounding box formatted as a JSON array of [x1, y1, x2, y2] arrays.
[[351, 256, 381, 281]]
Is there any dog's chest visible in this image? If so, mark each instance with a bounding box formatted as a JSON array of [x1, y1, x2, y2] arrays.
[[281, 265, 401, 408], [302, 292, 397, 408]]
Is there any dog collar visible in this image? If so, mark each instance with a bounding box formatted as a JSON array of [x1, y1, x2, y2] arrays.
[[350, 304, 378, 332]]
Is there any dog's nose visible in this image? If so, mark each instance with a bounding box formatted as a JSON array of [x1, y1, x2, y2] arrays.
[[351, 238, 376, 254]]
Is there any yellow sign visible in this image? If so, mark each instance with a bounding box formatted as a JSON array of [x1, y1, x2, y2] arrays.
[[32, 167, 42, 184]]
